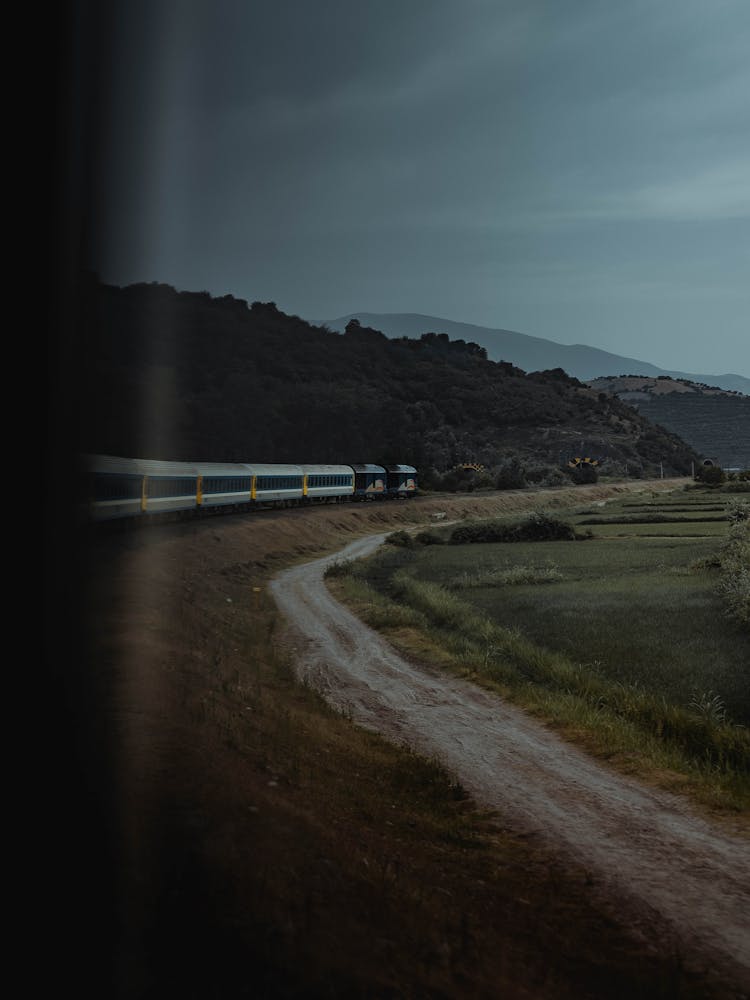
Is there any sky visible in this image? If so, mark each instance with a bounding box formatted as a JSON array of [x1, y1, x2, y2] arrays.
[[75, 0, 749, 376]]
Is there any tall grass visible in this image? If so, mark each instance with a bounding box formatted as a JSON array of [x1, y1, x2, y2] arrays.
[[449, 561, 563, 588], [385, 573, 750, 781]]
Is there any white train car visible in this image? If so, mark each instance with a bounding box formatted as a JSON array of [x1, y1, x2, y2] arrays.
[[88, 454, 200, 521], [301, 465, 355, 502], [248, 464, 305, 505], [193, 462, 255, 508]]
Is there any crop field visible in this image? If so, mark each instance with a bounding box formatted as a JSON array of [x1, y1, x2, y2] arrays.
[[330, 486, 750, 811]]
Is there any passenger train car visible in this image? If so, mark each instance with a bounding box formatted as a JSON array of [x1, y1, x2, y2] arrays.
[[87, 454, 417, 522]]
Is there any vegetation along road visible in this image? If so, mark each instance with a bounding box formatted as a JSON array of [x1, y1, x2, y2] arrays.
[[271, 493, 750, 995]]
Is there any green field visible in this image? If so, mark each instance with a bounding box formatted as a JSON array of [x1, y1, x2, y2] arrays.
[[409, 531, 748, 724], [330, 487, 750, 810]]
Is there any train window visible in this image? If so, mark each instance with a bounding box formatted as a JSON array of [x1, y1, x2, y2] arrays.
[[307, 474, 352, 488], [147, 476, 197, 499], [203, 477, 251, 494], [93, 472, 142, 501], [257, 475, 302, 490]]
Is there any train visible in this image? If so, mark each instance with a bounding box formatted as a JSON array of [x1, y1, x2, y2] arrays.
[[86, 454, 418, 522]]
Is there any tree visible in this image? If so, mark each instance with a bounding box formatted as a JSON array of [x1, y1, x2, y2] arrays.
[[695, 464, 726, 486]]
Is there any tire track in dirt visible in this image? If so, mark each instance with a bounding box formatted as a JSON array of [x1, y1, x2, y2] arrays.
[[271, 533, 750, 993]]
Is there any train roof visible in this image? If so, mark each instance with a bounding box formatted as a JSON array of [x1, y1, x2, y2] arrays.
[[192, 462, 256, 476], [86, 456, 308, 477], [86, 454, 199, 476], [85, 455, 409, 478], [299, 464, 354, 475], [243, 464, 304, 476], [193, 462, 306, 477]]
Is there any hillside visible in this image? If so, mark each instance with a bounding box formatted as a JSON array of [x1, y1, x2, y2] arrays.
[[589, 376, 750, 469], [324, 313, 750, 395], [77, 274, 701, 481]]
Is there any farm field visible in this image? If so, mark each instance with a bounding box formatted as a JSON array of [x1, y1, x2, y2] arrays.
[[330, 486, 750, 811]]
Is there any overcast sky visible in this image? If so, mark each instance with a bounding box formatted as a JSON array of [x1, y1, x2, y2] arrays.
[[80, 0, 749, 376]]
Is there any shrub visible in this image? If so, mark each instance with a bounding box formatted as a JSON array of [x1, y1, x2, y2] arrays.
[[727, 500, 750, 523], [385, 530, 415, 548], [695, 464, 727, 486], [450, 511, 589, 544], [495, 457, 527, 490], [717, 520, 750, 628], [566, 462, 599, 485], [324, 560, 353, 578], [414, 529, 445, 545]]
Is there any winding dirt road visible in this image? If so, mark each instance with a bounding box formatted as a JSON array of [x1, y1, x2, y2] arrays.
[[271, 533, 750, 995]]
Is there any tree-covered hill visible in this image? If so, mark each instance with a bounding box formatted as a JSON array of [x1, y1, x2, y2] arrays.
[[589, 376, 750, 470], [77, 275, 700, 482]]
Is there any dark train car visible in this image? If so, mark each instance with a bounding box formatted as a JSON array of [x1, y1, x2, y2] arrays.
[[386, 464, 418, 497], [351, 464, 387, 500]]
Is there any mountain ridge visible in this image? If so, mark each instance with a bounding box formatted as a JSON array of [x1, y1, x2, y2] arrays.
[[322, 312, 749, 395]]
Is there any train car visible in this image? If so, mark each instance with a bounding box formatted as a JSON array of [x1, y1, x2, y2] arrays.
[[193, 462, 255, 509], [385, 464, 418, 497], [301, 465, 355, 502], [351, 464, 387, 500], [88, 454, 200, 521], [247, 464, 305, 505]]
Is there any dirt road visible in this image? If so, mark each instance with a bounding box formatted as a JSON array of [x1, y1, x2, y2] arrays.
[[271, 532, 750, 994]]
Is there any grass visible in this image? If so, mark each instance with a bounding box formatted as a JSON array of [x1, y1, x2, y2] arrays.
[[330, 489, 750, 814], [448, 560, 564, 588]]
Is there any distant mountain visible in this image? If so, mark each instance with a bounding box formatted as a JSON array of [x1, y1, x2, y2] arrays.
[[589, 376, 750, 470], [322, 313, 750, 395]]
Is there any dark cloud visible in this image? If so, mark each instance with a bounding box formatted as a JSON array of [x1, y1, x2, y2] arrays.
[[79, 0, 749, 374]]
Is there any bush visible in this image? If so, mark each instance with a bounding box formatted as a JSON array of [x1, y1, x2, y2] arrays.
[[727, 500, 750, 523], [450, 511, 590, 545], [695, 464, 727, 486], [385, 530, 415, 548], [495, 457, 527, 490], [566, 462, 599, 485], [717, 520, 750, 628], [414, 529, 445, 545], [324, 560, 353, 578]]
